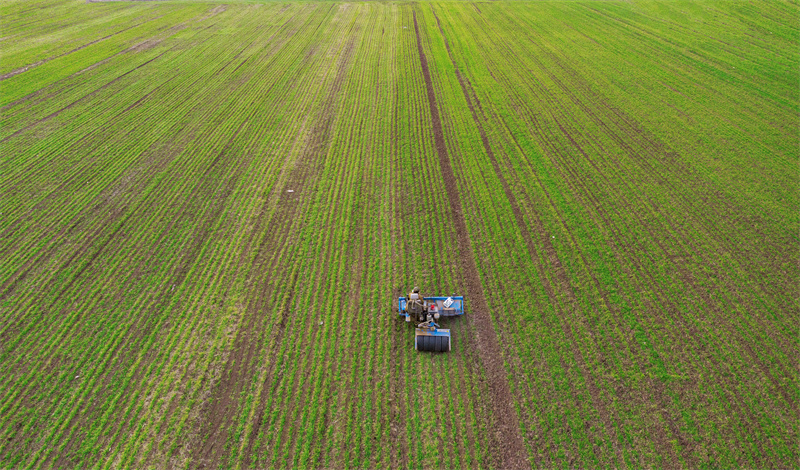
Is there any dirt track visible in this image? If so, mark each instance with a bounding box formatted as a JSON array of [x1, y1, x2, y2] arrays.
[[413, 10, 529, 470]]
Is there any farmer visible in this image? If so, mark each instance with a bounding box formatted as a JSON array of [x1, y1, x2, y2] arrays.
[[406, 287, 426, 321]]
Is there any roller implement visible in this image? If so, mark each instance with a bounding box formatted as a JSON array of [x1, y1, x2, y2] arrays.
[[398, 290, 465, 352]]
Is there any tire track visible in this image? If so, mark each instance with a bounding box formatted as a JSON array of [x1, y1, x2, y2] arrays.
[[192, 132, 311, 470], [430, 7, 631, 466], [412, 10, 528, 470], [286, 34, 367, 467], [236, 116, 310, 468]]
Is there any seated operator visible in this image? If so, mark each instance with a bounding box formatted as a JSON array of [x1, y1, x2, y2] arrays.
[[406, 287, 426, 322]]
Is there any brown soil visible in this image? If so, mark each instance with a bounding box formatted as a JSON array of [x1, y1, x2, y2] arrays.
[[413, 10, 528, 470], [193, 127, 306, 470], [196, 5, 227, 22], [178, 19, 308, 463]]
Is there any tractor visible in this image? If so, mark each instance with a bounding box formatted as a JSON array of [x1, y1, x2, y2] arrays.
[[398, 289, 465, 352]]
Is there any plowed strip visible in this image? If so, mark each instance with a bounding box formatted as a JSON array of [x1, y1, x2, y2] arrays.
[[430, 8, 628, 465], [412, 10, 528, 470]]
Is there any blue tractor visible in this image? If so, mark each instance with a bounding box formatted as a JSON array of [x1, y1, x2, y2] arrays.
[[398, 289, 465, 352]]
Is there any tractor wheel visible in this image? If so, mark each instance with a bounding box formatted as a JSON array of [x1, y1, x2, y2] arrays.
[[416, 335, 449, 352]]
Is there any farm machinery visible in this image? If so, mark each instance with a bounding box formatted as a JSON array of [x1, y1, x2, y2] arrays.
[[398, 288, 465, 352]]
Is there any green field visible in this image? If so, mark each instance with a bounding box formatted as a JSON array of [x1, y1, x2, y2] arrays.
[[1, 0, 798, 467]]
